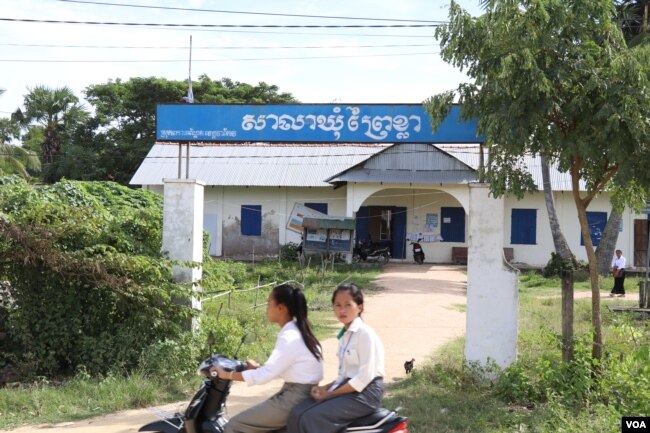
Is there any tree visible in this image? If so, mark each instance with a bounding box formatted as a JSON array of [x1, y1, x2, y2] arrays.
[[594, 0, 650, 273], [616, 0, 649, 45], [60, 76, 299, 184], [427, 0, 650, 360], [0, 142, 40, 178], [18, 86, 88, 182], [0, 90, 40, 177]]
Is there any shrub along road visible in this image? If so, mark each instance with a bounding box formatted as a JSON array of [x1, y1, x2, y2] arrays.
[[2, 264, 468, 433]]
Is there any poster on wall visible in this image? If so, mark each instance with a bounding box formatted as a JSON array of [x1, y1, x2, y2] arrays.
[[287, 203, 327, 233], [304, 229, 328, 250], [424, 213, 439, 231], [328, 229, 352, 251]]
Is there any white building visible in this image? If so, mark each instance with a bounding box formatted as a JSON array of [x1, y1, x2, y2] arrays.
[[130, 142, 649, 268]]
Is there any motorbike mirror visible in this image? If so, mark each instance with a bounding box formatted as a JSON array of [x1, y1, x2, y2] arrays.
[[206, 330, 216, 356], [234, 332, 256, 359]]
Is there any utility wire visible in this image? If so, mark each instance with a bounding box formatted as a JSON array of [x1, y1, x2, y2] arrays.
[[0, 17, 443, 28], [0, 42, 438, 50], [0, 51, 439, 63], [54, 0, 447, 24]]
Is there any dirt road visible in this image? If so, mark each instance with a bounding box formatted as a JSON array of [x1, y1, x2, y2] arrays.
[[2, 264, 468, 433]]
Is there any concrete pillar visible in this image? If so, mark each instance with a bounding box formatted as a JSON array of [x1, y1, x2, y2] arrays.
[[343, 184, 358, 264], [162, 179, 205, 330], [465, 183, 519, 369], [216, 186, 224, 257]]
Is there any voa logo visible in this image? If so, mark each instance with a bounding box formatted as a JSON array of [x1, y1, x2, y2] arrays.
[[622, 417, 649, 432]]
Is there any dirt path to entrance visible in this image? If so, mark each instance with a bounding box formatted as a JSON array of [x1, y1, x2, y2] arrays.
[[2, 264, 468, 433]]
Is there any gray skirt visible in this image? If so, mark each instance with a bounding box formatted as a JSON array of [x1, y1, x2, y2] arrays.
[[225, 382, 314, 433], [286, 377, 384, 433]]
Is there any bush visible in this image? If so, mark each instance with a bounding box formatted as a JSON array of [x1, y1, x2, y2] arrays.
[[279, 241, 302, 261], [542, 252, 573, 278], [0, 178, 190, 377], [496, 329, 650, 416]]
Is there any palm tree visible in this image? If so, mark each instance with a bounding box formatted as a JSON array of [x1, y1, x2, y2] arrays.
[[0, 143, 41, 177], [0, 89, 41, 177], [18, 85, 88, 167], [616, 0, 649, 46]]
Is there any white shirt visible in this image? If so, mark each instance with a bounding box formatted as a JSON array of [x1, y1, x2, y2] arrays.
[[335, 317, 385, 392], [242, 320, 323, 386], [611, 255, 626, 270]]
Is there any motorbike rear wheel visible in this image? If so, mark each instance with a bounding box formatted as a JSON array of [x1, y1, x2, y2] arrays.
[[378, 252, 390, 265], [415, 254, 424, 265]]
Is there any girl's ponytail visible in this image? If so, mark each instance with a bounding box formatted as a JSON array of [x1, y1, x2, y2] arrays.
[[272, 284, 322, 360]]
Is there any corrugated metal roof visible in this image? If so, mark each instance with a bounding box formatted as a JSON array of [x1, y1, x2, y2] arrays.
[[130, 142, 586, 191], [130, 143, 388, 187], [327, 143, 478, 185], [437, 144, 585, 191]]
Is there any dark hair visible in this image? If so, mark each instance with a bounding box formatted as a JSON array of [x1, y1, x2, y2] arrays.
[[331, 283, 364, 311], [272, 284, 322, 360]]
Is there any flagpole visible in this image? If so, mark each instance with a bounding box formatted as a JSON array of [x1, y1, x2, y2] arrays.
[[188, 35, 193, 102], [179, 35, 194, 179]]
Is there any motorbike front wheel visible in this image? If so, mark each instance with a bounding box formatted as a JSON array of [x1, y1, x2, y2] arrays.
[[378, 252, 390, 265], [352, 254, 361, 264]]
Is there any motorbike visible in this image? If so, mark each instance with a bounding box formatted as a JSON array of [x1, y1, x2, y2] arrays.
[[139, 334, 409, 433], [353, 240, 391, 265], [139, 345, 247, 433], [410, 240, 425, 265]]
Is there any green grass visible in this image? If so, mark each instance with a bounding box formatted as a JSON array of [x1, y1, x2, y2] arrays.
[[0, 372, 190, 429], [383, 272, 649, 433]]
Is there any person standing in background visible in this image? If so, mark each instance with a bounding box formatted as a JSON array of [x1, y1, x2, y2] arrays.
[[610, 249, 626, 298]]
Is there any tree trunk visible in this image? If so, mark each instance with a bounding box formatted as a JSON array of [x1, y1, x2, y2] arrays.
[[596, 208, 622, 276], [541, 155, 574, 262], [561, 269, 574, 362], [571, 167, 603, 361], [541, 154, 576, 362]]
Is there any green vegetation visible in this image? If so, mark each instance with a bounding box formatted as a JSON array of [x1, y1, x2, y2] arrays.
[[0, 256, 381, 429], [4, 77, 299, 184], [384, 271, 649, 433], [0, 177, 381, 429]]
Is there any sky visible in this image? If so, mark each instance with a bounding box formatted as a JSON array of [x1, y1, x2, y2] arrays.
[[0, 0, 484, 117]]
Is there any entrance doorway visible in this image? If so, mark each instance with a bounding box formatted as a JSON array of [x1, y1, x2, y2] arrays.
[[355, 206, 407, 259], [634, 219, 649, 267]]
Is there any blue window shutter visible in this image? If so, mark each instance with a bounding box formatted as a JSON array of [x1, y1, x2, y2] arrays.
[[581, 211, 607, 246], [241, 205, 262, 236], [441, 207, 465, 243], [511, 209, 537, 245], [305, 203, 328, 215]]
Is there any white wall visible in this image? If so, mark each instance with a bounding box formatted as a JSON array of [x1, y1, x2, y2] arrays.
[[504, 191, 642, 266], [202, 185, 346, 258], [148, 182, 644, 266]]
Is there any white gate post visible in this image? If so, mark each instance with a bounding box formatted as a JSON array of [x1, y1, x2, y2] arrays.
[[162, 179, 205, 331], [465, 183, 519, 370]]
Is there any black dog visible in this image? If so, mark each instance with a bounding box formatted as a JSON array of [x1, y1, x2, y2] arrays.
[[404, 358, 415, 374]]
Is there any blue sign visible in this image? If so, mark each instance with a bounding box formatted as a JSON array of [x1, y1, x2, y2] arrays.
[[156, 104, 482, 143]]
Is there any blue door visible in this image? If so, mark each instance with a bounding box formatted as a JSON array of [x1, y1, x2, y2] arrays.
[[441, 207, 465, 243], [355, 207, 370, 248], [391, 207, 407, 259]]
